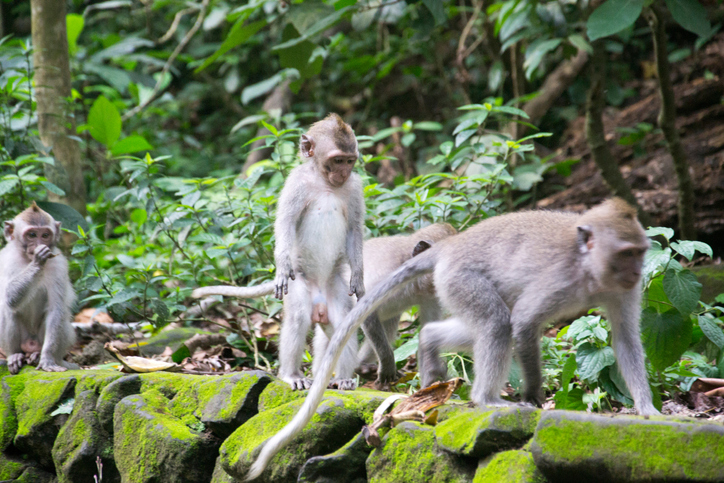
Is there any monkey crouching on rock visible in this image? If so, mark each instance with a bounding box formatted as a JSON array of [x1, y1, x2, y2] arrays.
[[246, 198, 657, 480], [0, 202, 76, 374]]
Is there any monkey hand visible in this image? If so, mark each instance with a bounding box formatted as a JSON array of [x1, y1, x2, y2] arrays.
[[32, 245, 53, 266], [37, 357, 68, 373], [329, 378, 357, 390], [274, 264, 295, 300], [25, 351, 41, 366], [7, 353, 25, 375], [349, 276, 365, 300]]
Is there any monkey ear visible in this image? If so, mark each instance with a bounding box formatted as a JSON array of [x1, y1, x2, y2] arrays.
[[576, 225, 594, 253], [3, 221, 14, 241], [54, 221, 62, 243], [300, 135, 315, 158], [412, 240, 433, 257]]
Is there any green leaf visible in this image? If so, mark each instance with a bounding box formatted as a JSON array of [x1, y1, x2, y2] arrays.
[[663, 269, 702, 315], [88, 95, 121, 148], [646, 277, 671, 314], [36, 201, 89, 232], [66, 14, 84, 56], [586, 0, 644, 41], [195, 19, 267, 73], [414, 121, 443, 131], [671, 240, 713, 260], [698, 315, 724, 350], [171, 344, 191, 364], [277, 24, 320, 80], [422, 0, 446, 25], [524, 39, 562, 80], [641, 307, 692, 371], [334, 0, 357, 10], [560, 353, 577, 391], [40, 181, 66, 196], [568, 34, 593, 54], [664, 0, 711, 37], [273, 8, 351, 51], [110, 135, 154, 156], [394, 334, 419, 362], [241, 69, 299, 105], [130, 208, 148, 226], [0, 179, 19, 197], [645, 226, 674, 240], [50, 397, 75, 416], [576, 343, 615, 382]]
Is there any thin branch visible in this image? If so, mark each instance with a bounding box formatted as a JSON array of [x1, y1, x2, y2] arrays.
[[122, 0, 210, 121], [158, 8, 194, 44]]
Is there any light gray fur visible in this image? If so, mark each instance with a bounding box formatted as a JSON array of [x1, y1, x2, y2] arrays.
[[192, 282, 275, 299], [0, 215, 76, 374], [267, 116, 365, 391], [246, 199, 658, 480]]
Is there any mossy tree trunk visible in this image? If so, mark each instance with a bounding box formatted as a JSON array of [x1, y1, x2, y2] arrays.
[[31, 0, 87, 215], [646, 2, 696, 240], [585, 40, 651, 226]]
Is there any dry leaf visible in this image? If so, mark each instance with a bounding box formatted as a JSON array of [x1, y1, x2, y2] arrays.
[[105, 343, 180, 373]]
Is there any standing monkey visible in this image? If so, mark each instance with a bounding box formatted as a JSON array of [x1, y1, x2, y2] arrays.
[[247, 198, 657, 480], [194, 223, 457, 388], [0, 202, 76, 374]]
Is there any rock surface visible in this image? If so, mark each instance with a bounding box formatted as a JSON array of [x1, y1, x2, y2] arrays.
[[1, 365, 723, 483]]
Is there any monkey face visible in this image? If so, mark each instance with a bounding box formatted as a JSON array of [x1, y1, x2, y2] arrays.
[[608, 244, 648, 290], [323, 154, 357, 187], [22, 226, 55, 257]]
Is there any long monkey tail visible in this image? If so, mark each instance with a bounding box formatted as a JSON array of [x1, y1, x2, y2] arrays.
[[191, 282, 275, 299], [245, 250, 439, 481]]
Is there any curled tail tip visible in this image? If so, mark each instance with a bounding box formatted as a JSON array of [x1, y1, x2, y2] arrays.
[[191, 288, 204, 298]]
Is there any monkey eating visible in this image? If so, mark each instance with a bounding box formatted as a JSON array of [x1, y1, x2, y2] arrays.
[[194, 223, 457, 389], [0, 202, 76, 374], [246, 198, 657, 480]]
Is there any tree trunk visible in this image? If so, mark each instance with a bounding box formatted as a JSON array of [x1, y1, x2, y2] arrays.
[[646, 2, 696, 240], [585, 41, 651, 226], [31, 0, 87, 215]]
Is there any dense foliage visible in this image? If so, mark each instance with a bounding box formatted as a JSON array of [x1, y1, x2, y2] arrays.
[[0, 0, 721, 412]]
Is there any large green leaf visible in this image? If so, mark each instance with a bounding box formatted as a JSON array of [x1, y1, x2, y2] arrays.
[[36, 201, 89, 232], [422, 0, 446, 25], [665, 0, 711, 37], [277, 24, 322, 81], [587, 0, 644, 41], [394, 334, 419, 362], [663, 268, 702, 315], [110, 135, 154, 156], [698, 315, 724, 350], [195, 19, 267, 73], [273, 8, 351, 51], [66, 14, 84, 56], [641, 307, 692, 371], [88, 96, 121, 148], [576, 343, 615, 382]]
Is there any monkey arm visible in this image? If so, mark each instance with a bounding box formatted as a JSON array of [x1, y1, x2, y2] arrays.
[[273, 173, 308, 299], [4, 262, 42, 310], [346, 176, 365, 299]]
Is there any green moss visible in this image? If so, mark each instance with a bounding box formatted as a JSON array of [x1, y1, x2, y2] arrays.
[[367, 422, 471, 483], [532, 412, 724, 480], [0, 452, 27, 480], [473, 450, 545, 483], [435, 407, 539, 458], [256, 380, 305, 412], [15, 375, 76, 437]]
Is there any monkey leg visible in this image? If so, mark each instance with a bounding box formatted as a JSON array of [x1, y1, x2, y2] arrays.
[[601, 292, 659, 415], [437, 270, 512, 407], [419, 318, 473, 387], [37, 309, 74, 373], [2, 313, 27, 374], [278, 280, 314, 390], [511, 316, 545, 407], [318, 274, 358, 390], [360, 313, 400, 388]]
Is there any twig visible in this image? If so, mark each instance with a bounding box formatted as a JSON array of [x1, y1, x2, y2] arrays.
[[159, 8, 194, 44], [122, 0, 210, 121]]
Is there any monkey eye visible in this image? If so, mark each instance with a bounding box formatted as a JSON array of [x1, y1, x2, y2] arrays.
[[334, 158, 344, 164], [28, 232, 36, 238], [347, 159, 355, 165], [42, 233, 49, 239]]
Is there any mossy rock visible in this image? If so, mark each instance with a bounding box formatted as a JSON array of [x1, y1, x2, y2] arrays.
[[219, 391, 386, 483], [256, 378, 306, 412], [210, 456, 239, 483], [195, 370, 272, 438], [473, 450, 547, 483], [12, 465, 58, 483], [435, 406, 540, 458], [298, 432, 371, 483], [530, 410, 724, 482], [0, 379, 17, 452], [0, 451, 30, 480], [13, 373, 77, 468], [366, 421, 474, 483], [113, 393, 220, 483]]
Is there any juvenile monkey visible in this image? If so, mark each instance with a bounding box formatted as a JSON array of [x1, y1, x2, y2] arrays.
[[0, 202, 76, 374], [247, 198, 657, 480], [193, 223, 457, 388], [203, 114, 364, 390]]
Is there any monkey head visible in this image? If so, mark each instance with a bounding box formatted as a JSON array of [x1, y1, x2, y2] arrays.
[[3, 202, 61, 260], [301, 113, 359, 188], [577, 198, 650, 291]]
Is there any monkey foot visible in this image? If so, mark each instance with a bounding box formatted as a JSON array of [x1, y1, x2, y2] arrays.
[[288, 378, 312, 391], [37, 361, 68, 373], [25, 352, 41, 366], [328, 378, 357, 390], [476, 398, 511, 408], [7, 353, 25, 375], [374, 370, 404, 391]]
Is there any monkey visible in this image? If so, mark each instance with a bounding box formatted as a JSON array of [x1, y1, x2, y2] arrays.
[[198, 114, 364, 391], [192, 223, 457, 388], [246, 198, 658, 480], [0, 202, 76, 375]]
